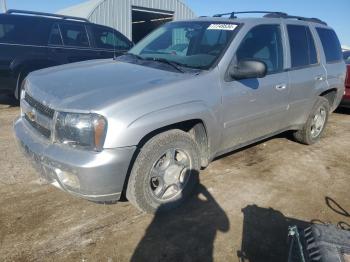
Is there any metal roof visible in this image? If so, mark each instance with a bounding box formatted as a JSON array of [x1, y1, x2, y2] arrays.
[[57, 0, 196, 40], [0, 0, 7, 13], [58, 0, 194, 19], [58, 0, 100, 18]]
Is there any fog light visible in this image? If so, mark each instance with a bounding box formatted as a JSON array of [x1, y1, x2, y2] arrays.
[[55, 168, 80, 190]]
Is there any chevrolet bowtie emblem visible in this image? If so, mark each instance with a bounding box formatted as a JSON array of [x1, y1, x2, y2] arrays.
[[27, 109, 36, 122]]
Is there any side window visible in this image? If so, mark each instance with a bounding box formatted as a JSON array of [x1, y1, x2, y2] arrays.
[[287, 25, 318, 68], [200, 29, 230, 55], [236, 24, 284, 73], [92, 27, 131, 50], [0, 17, 26, 44], [316, 28, 342, 63], [0, 23, 15, 42], [60, 23, 89, 47], [48, 24, 63, 46]]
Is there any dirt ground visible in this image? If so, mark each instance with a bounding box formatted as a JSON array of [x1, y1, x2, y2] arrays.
[[0, 94, 349, 262]]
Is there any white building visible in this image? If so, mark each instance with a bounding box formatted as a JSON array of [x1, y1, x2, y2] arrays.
[[58, 0, 196, 42], [342, 45, 350, 51], [0, 0, 7, 13]]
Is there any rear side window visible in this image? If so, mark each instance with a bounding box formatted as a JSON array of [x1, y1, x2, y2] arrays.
[[92, 26, 131, 50], [60, 23, 89, 47], [0, 16, 45, 45], [287, 25, 318, 68], [236, 24, 284, 73], [316, 28, 342, 63]]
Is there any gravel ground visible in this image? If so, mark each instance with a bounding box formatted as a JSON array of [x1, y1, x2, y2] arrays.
[[0, 94, 349, 262]]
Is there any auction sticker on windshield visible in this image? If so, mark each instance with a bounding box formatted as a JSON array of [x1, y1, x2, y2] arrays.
[[208, 24, 238, 30]]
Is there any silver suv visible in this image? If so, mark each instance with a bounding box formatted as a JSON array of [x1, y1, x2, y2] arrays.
[[14, 12, 346, 213]]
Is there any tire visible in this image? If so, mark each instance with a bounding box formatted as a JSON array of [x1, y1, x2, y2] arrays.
[[293, 97, 330, 145], [15, 71, 27, 100], [126, 129, 201, 213]]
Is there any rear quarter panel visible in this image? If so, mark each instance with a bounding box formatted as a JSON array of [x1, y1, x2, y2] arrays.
[[311, 24, 346, 110]]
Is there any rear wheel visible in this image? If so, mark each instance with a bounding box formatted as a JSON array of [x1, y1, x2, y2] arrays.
[[126, 129, 201, 213], [293, 97, 330, 145]]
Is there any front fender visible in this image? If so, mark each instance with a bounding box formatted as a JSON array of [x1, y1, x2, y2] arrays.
[[104, 101, 221, 154]]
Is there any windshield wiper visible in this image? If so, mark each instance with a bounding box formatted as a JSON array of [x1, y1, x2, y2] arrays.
[[145, 57, 185, 73], [119, 53, 144, 61]]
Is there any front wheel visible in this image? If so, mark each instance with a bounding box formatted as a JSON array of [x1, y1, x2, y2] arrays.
[[126, 129, 201, 213], [293, 97, 330, 145], [15, 71, 28, 100]]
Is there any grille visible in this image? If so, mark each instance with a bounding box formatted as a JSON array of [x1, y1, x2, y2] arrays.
[[24, 93, 55, 119], [24, 115, 51, 138]]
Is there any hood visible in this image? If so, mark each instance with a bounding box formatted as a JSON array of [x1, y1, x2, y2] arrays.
[[26, 59, 192, 111]]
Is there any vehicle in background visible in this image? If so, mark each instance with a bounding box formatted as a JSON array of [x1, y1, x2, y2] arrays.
[[341, 51, 350, 107], [0, 10, 133, 99], [14, 11, 345, 213]]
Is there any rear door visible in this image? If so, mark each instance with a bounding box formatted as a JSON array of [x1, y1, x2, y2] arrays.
[[88, 25, 133, 59], [314, 27, 345, 109], [47, 23, 67, 65], [285, 23, 328, 125], [221, 24, 290, 149], [53, 22, 97, 63]]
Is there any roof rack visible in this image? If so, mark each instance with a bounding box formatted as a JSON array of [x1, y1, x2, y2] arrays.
[[213, 11, 327, 26], [264, 13, 327, 25], [213, 11, 287, 19], [6, 9, 90, 23]]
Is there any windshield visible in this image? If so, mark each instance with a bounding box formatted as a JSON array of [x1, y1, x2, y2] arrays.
[[127, 21, 239, 70], [344, 51, 350, 64]]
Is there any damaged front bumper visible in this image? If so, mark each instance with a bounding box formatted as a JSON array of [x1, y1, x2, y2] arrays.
[[14, 117, 136, 202]]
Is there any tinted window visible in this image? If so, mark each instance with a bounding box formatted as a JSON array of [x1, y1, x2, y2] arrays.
[[236, 24, 284, 73], [287, 25, 318, 68], [0, 16, 44, 45], [48, 24, 63, 46], [316, 28, 342, 63], [92, 26, 131, 50], [60, 23, 89, 47]]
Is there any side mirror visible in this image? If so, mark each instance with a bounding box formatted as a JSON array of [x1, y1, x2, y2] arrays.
[[229, 60, 267, 80]]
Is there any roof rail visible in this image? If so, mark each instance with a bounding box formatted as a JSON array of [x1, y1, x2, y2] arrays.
[[6, 9, 90, 23], [213, 11, 327, 26], [213, 11, 288, 19], [264, 13, 327, 25]]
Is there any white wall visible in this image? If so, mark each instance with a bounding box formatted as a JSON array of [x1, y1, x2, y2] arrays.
[[0, 0, 6, 13], [342, 45, 350, 51]]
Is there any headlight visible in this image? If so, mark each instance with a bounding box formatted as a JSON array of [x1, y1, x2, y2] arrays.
[[54, 112, 107, 151]]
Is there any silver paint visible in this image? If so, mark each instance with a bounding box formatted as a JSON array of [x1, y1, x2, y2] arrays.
[[14, 17, 346, 201]]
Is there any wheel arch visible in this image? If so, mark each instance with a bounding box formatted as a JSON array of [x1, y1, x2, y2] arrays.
[[136, 119, 210, 168], [319, 88, 338, 111]]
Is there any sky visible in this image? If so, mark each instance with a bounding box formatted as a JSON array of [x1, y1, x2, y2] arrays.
[[5, 0, 350, 46]]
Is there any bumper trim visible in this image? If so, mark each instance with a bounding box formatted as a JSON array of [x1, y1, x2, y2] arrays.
[[14, 117, 136, 202]]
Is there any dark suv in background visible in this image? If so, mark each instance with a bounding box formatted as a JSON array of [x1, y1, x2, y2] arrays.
[[0, 10, 133, 99]]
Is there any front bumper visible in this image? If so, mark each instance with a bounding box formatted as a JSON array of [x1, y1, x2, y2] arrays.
[[14, 117, 136, 202]]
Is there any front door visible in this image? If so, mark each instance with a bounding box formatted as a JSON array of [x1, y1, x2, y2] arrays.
[[221, 24, 290, 150]]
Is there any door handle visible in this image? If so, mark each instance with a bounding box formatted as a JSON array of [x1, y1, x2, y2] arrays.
[[315, 75, 325, 81], [275, 84, 287, 91]]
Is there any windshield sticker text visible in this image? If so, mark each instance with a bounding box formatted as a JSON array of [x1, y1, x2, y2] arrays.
[[208, 24, 238, 31]]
